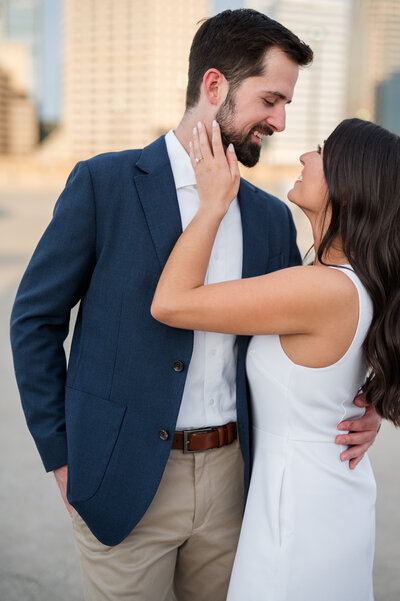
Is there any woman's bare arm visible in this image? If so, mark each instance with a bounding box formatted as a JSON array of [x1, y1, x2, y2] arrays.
[[151, 121, 354, 337]]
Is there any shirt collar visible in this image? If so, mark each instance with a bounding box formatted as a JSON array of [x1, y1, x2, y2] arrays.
[[165, 129, 197, 189]]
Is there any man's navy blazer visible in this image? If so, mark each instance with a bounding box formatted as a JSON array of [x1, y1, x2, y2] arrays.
[[10, 135, 301, 546]]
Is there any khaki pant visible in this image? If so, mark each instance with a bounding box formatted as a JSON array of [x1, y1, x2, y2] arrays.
[[72, 439, 244, 601]]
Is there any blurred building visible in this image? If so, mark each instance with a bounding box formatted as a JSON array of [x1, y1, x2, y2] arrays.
[[7, 89, 39, 154], [45, 0, 209, 161], [0, 41, 39, 154], [376, 72, 400, 134], [244, 0, 352, 167], [0, 0, 41, 108], [0, 66, 8, 153], [0, 0, 40, 154], [349, 0, 400, 134]]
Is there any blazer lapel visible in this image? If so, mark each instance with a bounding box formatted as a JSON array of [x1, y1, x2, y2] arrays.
[[134, 141, 269, 278], [239, 179, 269, 279], [134, 136, 183, 270]]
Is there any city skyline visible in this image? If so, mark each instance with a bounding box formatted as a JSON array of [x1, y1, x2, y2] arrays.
[[1, 0, 400, 163]]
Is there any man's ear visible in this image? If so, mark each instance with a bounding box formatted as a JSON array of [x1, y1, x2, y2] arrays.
[[202, 68, 227, 106]]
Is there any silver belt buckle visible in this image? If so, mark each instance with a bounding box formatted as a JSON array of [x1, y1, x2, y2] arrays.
[[183, 427, 214, 454]]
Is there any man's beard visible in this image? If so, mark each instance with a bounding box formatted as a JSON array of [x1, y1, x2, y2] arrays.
[[215, 89, 274, 168]]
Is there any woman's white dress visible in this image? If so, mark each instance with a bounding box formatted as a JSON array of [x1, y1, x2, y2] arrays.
[[227, 266, 376, 601]]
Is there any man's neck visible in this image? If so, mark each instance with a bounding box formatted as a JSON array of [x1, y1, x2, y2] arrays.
[[174, 111, 213, 155]]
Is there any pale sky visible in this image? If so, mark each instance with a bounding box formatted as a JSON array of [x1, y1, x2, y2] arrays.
[[41, 0, 61, 121]]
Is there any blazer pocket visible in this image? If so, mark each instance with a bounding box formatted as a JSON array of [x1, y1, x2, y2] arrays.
[[266, 252, 284, 274], [65, 387, 127, 503]]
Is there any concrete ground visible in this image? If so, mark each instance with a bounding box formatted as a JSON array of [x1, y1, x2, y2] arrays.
[[0, 188, 399, 601]]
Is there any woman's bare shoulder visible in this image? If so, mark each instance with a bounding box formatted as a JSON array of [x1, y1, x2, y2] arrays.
[[265, 263, 356, 290], [265, 264, 358, 311]]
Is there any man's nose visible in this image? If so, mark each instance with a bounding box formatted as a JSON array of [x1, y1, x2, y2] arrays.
[[266, 106, 286, 133]]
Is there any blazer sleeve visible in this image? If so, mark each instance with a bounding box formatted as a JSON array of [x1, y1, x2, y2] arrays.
[[10, 161, 97, 472], [285, 204, 302, 267]]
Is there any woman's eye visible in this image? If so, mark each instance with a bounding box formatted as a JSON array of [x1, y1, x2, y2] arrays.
[[264, 99, 275, 107]]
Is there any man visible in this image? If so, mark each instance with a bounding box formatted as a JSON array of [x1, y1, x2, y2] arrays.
[[10, 9, 380, 601]]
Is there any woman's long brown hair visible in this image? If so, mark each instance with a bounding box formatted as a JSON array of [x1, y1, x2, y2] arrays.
[[318, 118, 400, 425]]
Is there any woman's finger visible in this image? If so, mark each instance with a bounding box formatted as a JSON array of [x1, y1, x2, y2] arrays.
[[226, 143, 240, 182], [189, 140, 197, 170], [211, 120, 225, 162], [197, 121, 212, 160], [192, 126, 203, 165]]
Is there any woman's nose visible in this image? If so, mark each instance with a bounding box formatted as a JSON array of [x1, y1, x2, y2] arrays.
[[299, 150, 315, 166]]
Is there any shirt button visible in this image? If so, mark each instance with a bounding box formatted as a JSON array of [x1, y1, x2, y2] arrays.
[[211, 349, 217, 356], [209, 398, 215, 406], [159, 429, 169, 441], [172, 360, 185, 372]]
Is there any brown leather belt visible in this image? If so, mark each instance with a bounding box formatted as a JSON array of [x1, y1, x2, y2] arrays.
[[172, 422, 237, 453]]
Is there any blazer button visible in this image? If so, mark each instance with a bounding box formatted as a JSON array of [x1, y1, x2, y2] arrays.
[[172, 360, 184, 372], [159, 429, 169, 441]]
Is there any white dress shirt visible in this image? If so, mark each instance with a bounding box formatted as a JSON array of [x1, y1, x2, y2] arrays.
[[164, 129, 243, 429]]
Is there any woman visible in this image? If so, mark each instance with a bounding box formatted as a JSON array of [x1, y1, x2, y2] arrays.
[[151, 118, 400, 600]]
